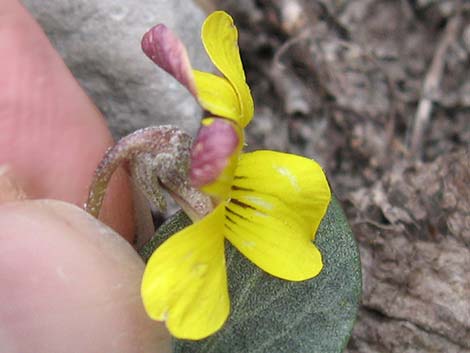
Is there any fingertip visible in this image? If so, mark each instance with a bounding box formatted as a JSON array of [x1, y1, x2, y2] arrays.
[[0, 200, 170, 353]]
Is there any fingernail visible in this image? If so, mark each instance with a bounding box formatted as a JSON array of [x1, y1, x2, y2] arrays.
[[0, 165, 26, 204]]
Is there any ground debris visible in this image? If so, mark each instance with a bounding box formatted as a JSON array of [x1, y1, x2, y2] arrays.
[[348, 149, 470, 351]]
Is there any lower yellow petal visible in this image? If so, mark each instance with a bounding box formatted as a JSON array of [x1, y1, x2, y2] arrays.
[[141, 204, 229, 340], [224, 150, 331, 281]]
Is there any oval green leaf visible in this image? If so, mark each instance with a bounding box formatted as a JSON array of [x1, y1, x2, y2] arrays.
[[140, 197, 362, 353]]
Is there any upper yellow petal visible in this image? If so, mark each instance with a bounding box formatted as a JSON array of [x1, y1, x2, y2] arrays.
[[223, 150, 331, 281], [141, 204, 229, 340], [201, 11, 254, 127], [193, 70, 241, 121]]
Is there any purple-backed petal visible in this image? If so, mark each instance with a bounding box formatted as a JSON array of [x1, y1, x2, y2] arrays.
[[142, 24, 197, 97], [190, 118, 243, 201]]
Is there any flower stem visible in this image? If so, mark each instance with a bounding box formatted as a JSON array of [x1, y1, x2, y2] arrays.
[[85, 126, 212, 222]]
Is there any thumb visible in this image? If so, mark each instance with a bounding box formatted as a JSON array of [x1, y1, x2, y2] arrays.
[[0, 200, 170, 353]]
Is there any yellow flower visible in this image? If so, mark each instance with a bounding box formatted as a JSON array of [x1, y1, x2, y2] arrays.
[[140, 11, 331, 340]]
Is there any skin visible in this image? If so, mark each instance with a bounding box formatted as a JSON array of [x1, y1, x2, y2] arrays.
[[0, 1, 170, 351], [0, 0, 132, 239]]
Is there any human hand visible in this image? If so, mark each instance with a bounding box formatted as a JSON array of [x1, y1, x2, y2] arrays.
[[0, 1, 169, 352]]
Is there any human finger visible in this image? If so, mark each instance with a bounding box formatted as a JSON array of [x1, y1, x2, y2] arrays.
[[0, 0, 134, 240], [0, 199, 170, 353]]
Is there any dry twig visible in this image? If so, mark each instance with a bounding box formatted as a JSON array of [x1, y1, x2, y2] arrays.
[[409, 5, 463, 159], [270, 29, 313, 115]]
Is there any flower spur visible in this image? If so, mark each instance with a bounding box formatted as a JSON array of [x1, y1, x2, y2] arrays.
[[140, 11, 331, 340]]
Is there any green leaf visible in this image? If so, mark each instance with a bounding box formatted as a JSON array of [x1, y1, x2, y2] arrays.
[[141, 197, 362, 353]]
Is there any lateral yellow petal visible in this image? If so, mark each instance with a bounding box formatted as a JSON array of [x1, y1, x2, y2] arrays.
[[201, 11, 254, 127], [141, 204, 229, 340], [224, 150, 331, 281], [193, 70, 241, 121]]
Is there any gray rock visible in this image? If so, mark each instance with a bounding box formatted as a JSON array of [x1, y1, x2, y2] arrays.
[[22, 0, 211, 138]]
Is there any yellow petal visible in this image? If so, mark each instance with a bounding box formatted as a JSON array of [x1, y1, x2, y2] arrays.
[[224, 150, 331, 281], [193, 70, 241, 121], [141, 204, 229, 340], [201, 11, 254, 127]]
